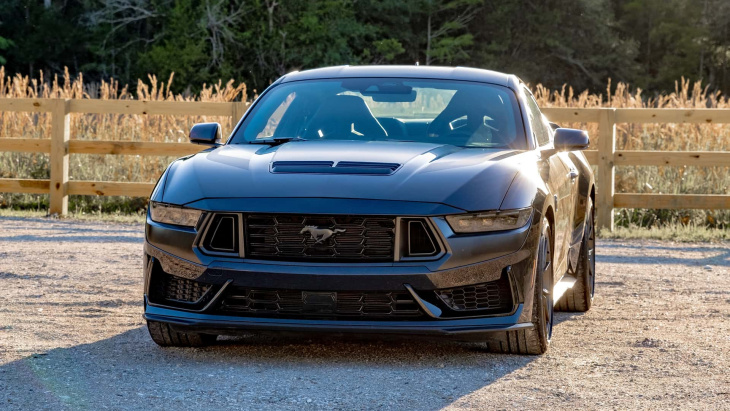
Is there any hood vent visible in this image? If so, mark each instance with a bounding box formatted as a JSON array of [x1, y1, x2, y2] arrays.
[[271, 161, 400, 175]]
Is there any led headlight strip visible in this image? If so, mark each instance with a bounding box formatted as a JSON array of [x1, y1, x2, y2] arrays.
[[149, 202, 203, 227], [446, 207, 532, 233]]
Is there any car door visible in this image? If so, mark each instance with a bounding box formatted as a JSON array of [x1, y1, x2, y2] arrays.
[[523, 89, 572, 281], [556, 150, 580, 268]]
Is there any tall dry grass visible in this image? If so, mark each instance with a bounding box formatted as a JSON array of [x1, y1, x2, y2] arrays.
[[0, 68, 727, 226]]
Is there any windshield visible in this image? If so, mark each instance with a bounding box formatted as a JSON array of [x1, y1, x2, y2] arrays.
[[230, 78, 526, 149]]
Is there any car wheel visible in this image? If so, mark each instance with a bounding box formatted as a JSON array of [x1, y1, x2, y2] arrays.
[[485, 217, 553, 355], [555, 203, 595, 312], [147, 321, 217, 347]]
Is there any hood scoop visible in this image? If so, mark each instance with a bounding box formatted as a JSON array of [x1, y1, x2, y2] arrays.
[[271, 161, 401, 175]]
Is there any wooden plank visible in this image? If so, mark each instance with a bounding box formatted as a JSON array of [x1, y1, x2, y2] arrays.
[[69, 140, 205, 156], [596, 109, 616, 232], [68, 181, 155, 197], [615, 108, 730, 124], [541, 107, 602, 123], [229, 101, 249, 137], [583, 150, 598, 164], [614, 151, 730, 167], [614, 193, 730, 209], [0, 98, 54, 112], [69, 99, 235, 117], [0, 178, 50, 194], [0, 138, 51, 153], [49, 99, 70, 215]]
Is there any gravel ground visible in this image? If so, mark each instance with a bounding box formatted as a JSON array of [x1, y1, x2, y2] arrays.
[[0, 216, 728, 410]]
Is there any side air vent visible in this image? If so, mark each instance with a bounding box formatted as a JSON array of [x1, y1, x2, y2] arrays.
[[407, 220, 437, 256], [271, 161, 400, 175], [201, 213, 241, 256], [397, 218, 442, 260]]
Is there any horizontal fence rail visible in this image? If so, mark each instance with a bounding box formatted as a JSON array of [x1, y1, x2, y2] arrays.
[[0, 98, 729, 231]]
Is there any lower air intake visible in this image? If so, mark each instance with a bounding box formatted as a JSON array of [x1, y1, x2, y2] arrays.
[[216, 287, 423, 320], [435, 276, 513, 313]]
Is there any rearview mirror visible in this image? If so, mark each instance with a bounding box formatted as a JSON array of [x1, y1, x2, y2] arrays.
[[189, 122, 222, 145], [554, 128, 589, 151]]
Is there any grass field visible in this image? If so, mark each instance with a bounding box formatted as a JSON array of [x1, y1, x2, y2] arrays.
[[0, 68, 728, 229]]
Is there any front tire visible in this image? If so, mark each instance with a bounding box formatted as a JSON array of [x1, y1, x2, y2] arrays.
[[556, 203, 595, 312], [486, 217, 553, 355], [147, 321, 217, 347]]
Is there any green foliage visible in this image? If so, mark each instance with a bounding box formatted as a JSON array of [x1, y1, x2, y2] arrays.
[[0, 0, 729, 96]]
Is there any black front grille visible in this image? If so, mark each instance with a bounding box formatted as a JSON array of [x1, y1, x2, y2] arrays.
[[436, 277, 513, 312], [216, 287, 423, 320], [245, 214, 396, 261]]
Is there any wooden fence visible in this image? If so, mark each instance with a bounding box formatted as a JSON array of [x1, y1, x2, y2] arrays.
[[1, 98, 729, 231]]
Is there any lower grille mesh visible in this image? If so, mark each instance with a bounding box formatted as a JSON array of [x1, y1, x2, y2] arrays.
[[216, 287, 423, 320], [436, 277, 513, 312], [162, 273, 211, 303]]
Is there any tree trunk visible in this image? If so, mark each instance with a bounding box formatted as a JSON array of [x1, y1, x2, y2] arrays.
[[426, 12, 432, 65]]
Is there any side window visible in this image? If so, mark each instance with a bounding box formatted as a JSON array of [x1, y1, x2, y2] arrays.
[[523, 89, 550, 146]]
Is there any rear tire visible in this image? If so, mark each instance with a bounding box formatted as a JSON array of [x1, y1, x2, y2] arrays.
[[555, 203, 595, 312], [485, 217, 553, 355], [147, 321, 217, 347]]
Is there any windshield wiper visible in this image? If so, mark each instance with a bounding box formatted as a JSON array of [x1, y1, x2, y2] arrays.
[[247, 137, 307, 145]]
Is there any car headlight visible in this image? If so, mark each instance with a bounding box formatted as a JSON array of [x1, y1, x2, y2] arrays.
[[446, 208, 533, 233], [149, 202, 203, 227]]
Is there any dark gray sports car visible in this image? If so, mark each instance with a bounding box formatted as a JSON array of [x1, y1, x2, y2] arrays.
[[143, 65, 596, 354]]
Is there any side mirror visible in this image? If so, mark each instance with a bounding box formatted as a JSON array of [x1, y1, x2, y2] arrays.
[[189, 122, 222, 145], [554, 128, 589, 151]]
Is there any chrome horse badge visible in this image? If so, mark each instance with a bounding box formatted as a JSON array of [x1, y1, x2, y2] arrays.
[[299, 226, 346, 244]]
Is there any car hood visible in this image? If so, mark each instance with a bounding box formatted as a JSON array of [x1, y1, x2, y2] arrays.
[[159, 140, 528, 212]]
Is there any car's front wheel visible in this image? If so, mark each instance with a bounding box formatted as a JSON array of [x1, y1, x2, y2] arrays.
[[147, 321, 217, 347], [486, 217, 553, 355]]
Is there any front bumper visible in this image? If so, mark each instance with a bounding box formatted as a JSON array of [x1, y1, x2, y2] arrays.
[[142, 209, 542, 337]]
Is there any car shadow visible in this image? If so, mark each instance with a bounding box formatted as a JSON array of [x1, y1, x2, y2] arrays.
[[1, 324, 549, 410]]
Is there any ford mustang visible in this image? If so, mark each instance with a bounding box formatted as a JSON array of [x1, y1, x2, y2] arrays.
[[143, 65, 596, 354]]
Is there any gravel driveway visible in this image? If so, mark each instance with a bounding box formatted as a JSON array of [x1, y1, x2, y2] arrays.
[[0, 216, 728, 410]]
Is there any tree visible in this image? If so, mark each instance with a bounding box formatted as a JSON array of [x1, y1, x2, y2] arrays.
[[470, 0, 639, 92], [423, 0, 482, 65], [0, 35, 13, 65]]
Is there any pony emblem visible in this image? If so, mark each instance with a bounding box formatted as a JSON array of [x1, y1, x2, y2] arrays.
[[299, 226, 346, 244]]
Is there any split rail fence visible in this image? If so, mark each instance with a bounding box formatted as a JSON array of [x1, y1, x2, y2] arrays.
[[1, 98, 729, 231]]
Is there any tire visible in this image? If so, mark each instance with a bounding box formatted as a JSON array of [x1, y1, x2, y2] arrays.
[[147, 320, 217, 347], [555, 203, 595, 312], [485, 217, 553, 355]]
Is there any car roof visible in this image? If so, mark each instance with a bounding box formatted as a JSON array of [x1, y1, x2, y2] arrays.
[[278, 65, 515, 87]]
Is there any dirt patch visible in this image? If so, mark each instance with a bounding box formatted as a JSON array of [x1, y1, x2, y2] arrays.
[[1, 217, 728, 409]]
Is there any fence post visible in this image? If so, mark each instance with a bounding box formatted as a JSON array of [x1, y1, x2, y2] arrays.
[[49, 99, 70, 216], [231, 101, 247, 133], [596, 108, 616, 232]]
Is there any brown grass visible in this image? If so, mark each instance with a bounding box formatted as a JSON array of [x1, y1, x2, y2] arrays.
[[0, 68, 727, 227]]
